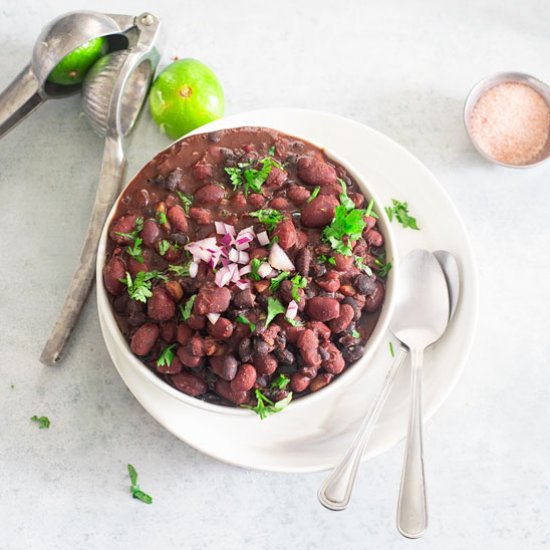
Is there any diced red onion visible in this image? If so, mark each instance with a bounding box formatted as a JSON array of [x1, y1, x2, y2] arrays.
[[238, 251, 249, 264], [235, 280, 250, 290], [228, 248, 239, 263], [257, 262, 273, 278], [224, 223, 236, 236], [239, 264, 252, 276], [215, 266, 232, 287], [189, 261, 199, 278], [286, 300, 298, 320], [257, 231, 269, 246], [221, 233, 234, 246], [215, 222, 226, 234], [268, 242, 295, 271], [221, 256, 229, 268], [230, 263, 241, 283], [206, 312, 221, 324]]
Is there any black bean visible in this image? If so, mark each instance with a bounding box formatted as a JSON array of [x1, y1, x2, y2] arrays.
[[171, 232, 188, 245], [165, 168, 183, 191], [312, 263, 327, 278], [253, 337, 270, 356], [319, 346, 330, 361], [355, 274, 377, 295], [342, 297, 361, 321], [234, 288, 256, 309], [274, 348, 295, 365], [341, 345, 365, 363], [238, 338, 253, 362]]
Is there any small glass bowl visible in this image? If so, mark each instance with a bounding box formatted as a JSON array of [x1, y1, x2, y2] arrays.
[[464, 72, 550, 168]]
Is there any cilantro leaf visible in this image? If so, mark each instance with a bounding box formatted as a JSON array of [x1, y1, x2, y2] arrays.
[[268, 145, 276, 156], [156, 210, 168, 226], [352, 329, 361, 339], [127, 464, 153, 505], [249, 208, 284, 231], [126, 237, 144, 263], [176, 191, 193, 213], [374, 255, 392, 277], [179, 295, 196, 321], [338, 179, 356, 211], [319, 254, 336, 266], [265, 297, 286, 327], [224, 167, 243, 190], [250, 258, 262, 281], [30, 415, 50, 429], [307, 186, 320, 203], [156, 344, 176, 368], [271, 374, 290, 390], [355, 256, 373, 276], [270, 271, 291, 292], [243, 388, 293, 420], [285, 317, 304, 327], [290, 274, 307, 302], [386, 199, 419, 230], [120, 271, 167, 303], [364, 198, 379, 219], [115, 217, 143, 241], [168, 262, 191, 277], [323, 205, 366, 256], [158, 240, 171, 256], [236, 315, 256, 333]]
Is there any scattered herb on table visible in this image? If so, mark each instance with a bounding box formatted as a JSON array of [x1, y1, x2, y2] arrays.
[[179, 294, 196, 321], [236, 315, 256, 333], [265, 297, 286, 327], [30, 415, 50, 429], [270, 271, 291, 291], [249, 208, 284, 231], [156, 344, 176, 368], [176, 191, 193, 213], [307, 186, 320, 203], [244, 389, 293, 420], [389, 341, 395, 357], [121, 271, 167, 303], [385, 199, 419, 230], [127, 464, 153, 504]]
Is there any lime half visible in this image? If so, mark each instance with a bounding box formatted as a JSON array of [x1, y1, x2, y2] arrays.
[[149, 58, 224, 140], [48, 37, 108, 86]]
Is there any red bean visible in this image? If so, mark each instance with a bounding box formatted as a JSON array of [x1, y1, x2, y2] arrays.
[[316, 273, 341, 292], [156, 354, 183, 374], [273, 219, 297, 250], [310, 373, 334, 392], [171, 372, 207, 396], [306, 321, 331, 341], [110, 214, 138, 245], [164, 280, 183, 302], [285, 324, 306, 344], [176, 323, 193, 345], [287, 185, 311, 205], [334, 254, 354, 271], [194, 184, 225, 205], [189, 206, 212, 225], [329, 304, 355, 333], [147, 288, 176, 321], [305, 297, 340, 321], [364, 281, 385, 313], [210, 355, 238, 381], [167, 205, 188, 233], [231, 364, 257, 392], [291, 372, 311, 393], [294, 230, 308, 249], [215, 379, 249, 405], [297, 156, 337, 186], [192, 161, 213, 181], [141, 219, 160, 246], [253, 353, 278, 375], [351, 192, 365, 208], [266, 166, 287, 187], [366, 229, 384, 247], [176, 346, 202, 368], [189, 334, 205, 357], [195, 286, 231, 314], [297, 329, 322, 368], [300, 195, 339, 227], [128, 257, 148, 278], [295, 248, 311, 276], [248, 193, 266, 209], [230, 192, 247, 211], [321, 342, 346, 374], [207, 317, 234, 339], [160, 321, 177, 342], [130, 323, 160, 356], [249, 248, 268, 260], [269, 196, 291, 211], [103, 256, 126, 295], [187, 313, 206, 330]]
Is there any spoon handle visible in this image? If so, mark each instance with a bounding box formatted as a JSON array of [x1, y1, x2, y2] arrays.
[[318, 343, 408, 511], [396, 347, 427, 538], [40, 136, 127, 365]]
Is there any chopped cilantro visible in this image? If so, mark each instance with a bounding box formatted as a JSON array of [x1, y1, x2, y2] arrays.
[[120, 271, 167, 303], [268, 145, 276, 156], [270, 271, 291, 291], [386, 199, 419, 230], [355, 256, 373, 276], [156, 344, 176, 368], [236, 315, 256, 332], [127, 464, 153, 504], [243, 388, 292, 420], [271, 374, 290, 390], [179, 295, 196, 321], [323, 205, 366, 256], [156, 211, 168, 226], [265, 297, 286, 327], [249, 208, 284, 231], [364, 198, 378, 219], [285, 317, 304, 327], [158, 240, 171, 256], [307, 186, 321, 203], [168, 262, 191, 277], [224, 166, 243, 189], [115, 216, 143, 241], [30, 415, 50, 429], [250, 258, 262, 281], [225, 156, 283, 196], [126, 237, 144, 264], [319, 254, 337, 266], [290, 274, 307, 302], [389, 341, 395, 357], [352, 329, 361, 339], [374, 255, 392, 277], [176, 191, 193, 213], [338, 179, 356, 210]]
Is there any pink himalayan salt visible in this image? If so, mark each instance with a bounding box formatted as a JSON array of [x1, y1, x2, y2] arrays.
[[469, 82, 550, 165]]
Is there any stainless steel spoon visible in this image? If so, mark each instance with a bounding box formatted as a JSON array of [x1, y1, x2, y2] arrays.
[[318, 250, 457, 515], [40, 14, 161, 366]]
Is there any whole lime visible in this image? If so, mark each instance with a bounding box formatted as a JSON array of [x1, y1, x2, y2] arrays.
[[149, 59, 224, 139], [48, 37, 108, 86]]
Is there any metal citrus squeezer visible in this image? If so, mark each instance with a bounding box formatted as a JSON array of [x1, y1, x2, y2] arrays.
[[0, 11, 162, 365]]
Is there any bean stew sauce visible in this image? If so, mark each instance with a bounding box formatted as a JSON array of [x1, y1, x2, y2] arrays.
[[103, 127, 387, 414]]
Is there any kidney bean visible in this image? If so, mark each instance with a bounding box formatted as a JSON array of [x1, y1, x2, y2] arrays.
[[210, 355, 238, 381], [192, 161, 213, 181], [291, 372, 311, 393], [127, 301, 146, 327], [230, 192, 247, 211], [365, 229, 384, 248], [351, 192, 365, 208], [127, 257, 148, 278], [208, 317, 234, 339], [260, 324, 281, 347], [189, 206, 212, 224], [110, 214, 138, 245], [233, 288, 256, 309], [253, 353, 278, 375], [306, 321, 331, 341], [273, 219, 297, 250], [167, 205, 189, 233], [135, 188, 150, 208], [194, 184, 225, 205], [141, 219, 160, 246], [248, 193, 266, 209], [163, 167, 183, 191], [342, 297, 361, 321], [316, 273, 341, 292], [231, 363, 257, 392], [365, 215, 377, 230], [176, 346, 203, 368], [329, 304, 355, 333], [147, 288, 176, 321], [287, 185, 311, 205], [187, 313, 206, 330], [156, 354, 183, 374], [176, 323, 193, 345], [130, 323, 160, 356], [297, 329, 322, 368], [215, 379, 249, 405], [312, 262, 327, 278], [285, 324, 306, 344], [163, 280, 183, 303], [269, 196, 291, 211], [299, 365, 318, 378], [338, 284, 355, 297], [294, 229, 308, 250], [266, 166, 287, 187], [334, 254, 354, 271], [171, 372, 207, 396], [103, 256, 126, 295], [189, 334, 205, 357], [305, 297, 340, 321], [310, 373, 334, 392], [295, 247, 311, 276], [160, 321, 176, 342], [195, 285, 231, 315], [300, 195, 339, 227], [354, 274, 378, 295], [364, 281, 385, 313], [203, 337, 221, 356], [254, 280, 270, 294], [320, 342, 346, 374], [297, 156, 337, 186]]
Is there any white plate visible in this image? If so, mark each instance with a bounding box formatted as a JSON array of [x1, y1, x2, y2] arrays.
[[99, 109, 479, 473]]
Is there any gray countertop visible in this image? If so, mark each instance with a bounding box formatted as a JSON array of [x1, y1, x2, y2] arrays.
[[1, 1, 549, 548]]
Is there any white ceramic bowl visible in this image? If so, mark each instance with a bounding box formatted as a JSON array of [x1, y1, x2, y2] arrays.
[[96, 125, 398, 421]]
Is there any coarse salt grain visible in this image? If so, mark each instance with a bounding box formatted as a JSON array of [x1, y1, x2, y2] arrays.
[[469, 82, 550, 165]]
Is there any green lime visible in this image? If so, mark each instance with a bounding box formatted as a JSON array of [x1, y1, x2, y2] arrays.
[[149, 58, 224, 139], [48, 37, 108, 86]]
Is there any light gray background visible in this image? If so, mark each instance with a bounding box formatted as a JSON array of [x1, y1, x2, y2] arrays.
[[1, 1, 548, 549]]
